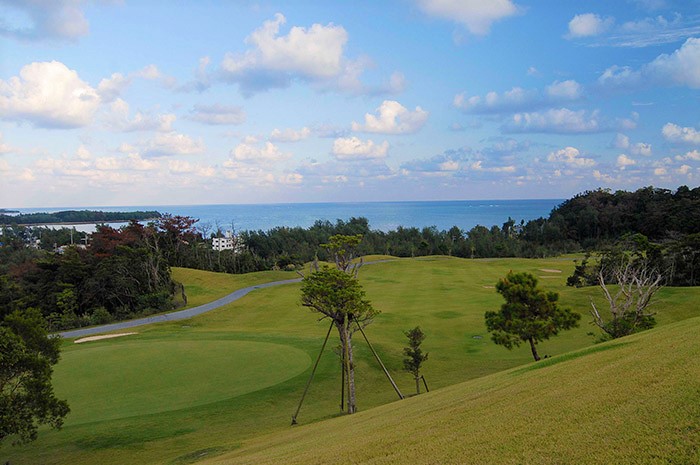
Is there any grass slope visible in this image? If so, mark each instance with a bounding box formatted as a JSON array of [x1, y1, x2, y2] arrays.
[[203, 316, 700, 465], [2, 257, 698, 464]]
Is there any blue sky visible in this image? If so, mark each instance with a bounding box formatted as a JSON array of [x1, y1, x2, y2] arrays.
[[1, 0, 699, 207]]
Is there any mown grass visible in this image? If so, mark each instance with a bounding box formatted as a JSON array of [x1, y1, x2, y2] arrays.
[[2, 256, 698, 464], [200, 316, 700, 465]]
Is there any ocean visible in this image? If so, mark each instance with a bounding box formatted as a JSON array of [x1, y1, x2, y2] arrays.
[[11, 199, 563, 233]]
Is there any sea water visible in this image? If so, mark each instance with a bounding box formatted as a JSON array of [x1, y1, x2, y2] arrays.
[[12, 199, 563, 233]]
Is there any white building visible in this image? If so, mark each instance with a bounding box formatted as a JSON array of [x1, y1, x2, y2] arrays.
[[212, 230, 237, 251]]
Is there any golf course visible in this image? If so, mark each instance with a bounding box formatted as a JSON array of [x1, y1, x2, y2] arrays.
[[2, 256, 699, 464]]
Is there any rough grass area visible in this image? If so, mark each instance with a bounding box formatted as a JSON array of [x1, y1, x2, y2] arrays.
[[3, 257, 699, 465], [202, 317, 700, 465]]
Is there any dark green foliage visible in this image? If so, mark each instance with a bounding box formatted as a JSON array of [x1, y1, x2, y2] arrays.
[[485, 272, 581, 361], [0, 222, 178, 331], [0, 210, 161, 225], [0, 308, 69, 444], [300, 266, 377, 325], [403, 326, 428, 395]]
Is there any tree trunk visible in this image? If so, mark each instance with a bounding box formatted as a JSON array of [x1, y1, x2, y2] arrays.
[[338, 317, 356, 414], [415, 375, 421, 395], [528, 337, 541, 361]]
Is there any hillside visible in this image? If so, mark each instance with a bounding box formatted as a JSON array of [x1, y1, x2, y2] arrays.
[[202, 316, 700, 465], [2, 257, 698, 465]]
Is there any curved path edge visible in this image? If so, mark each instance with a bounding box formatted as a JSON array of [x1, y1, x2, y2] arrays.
[[58, 278, 302, 339]]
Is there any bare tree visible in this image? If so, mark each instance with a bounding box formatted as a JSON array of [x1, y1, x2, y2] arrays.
[[590, 260, 663, 339]]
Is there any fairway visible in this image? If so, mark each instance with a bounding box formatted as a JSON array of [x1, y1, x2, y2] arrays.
[[3, 256, 699, 465], [54, 337, 311, 425]]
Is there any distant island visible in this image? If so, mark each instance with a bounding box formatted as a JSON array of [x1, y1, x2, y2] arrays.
[[0, 208, 19, 214], [0, 210, 162, 225]]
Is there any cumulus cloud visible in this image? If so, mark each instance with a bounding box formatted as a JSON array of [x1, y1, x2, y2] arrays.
[[617, 154, 636, 168], [599, 38, 700, 90], [631, 142, 652, 156], [188, 104, 246, 125], [566, 13, 614, 38], [454, 80, 583, 114], [144, 132, 205, 157], [332, 137, 389, 160], [675, 149, 700, 161], [270, 127, 311, 142], [220, 13, 348, 94], [546, 146, 595, 167], [0, 61, 100, 128], [505, 108, 602, 134], [231, 141, 290, 163], [0, 0, 89, 41], [351, 100, 428, 134], [416, 0, 519, 35], [545, 80, 583, 100], [106, 99, 176, 132], [662, 122, 700, 145]]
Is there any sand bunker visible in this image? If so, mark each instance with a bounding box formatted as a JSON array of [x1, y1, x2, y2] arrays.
[[539, 269, 562, 273], [74, 332, 137, 344]]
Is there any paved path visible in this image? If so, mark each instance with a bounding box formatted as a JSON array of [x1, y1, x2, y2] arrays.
[[59, 277, 302, 339]]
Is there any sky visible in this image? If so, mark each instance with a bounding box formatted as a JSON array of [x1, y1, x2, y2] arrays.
[[1, 0, 699, 208]]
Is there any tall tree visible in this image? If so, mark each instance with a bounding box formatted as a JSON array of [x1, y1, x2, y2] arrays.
[[403, 326, 428, 395], [0, 308, 69, 444], [300, 267, 378, 413], [485, 271, 580, 361]]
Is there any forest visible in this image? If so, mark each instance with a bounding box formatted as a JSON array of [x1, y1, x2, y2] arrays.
[[1, 185, 699, 331]]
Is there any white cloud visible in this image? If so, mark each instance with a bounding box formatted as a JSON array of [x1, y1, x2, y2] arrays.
[[507, 108, 602, 134], [0, 159, 9, 171], [231, 141, 290, 163], [454, 80, 582, 114], [97, 73, 130, 102], [677, 164, 692, 175], [106, 99, 176, 132], [220, 13, 349, 94], [567, 13, 614, 38], [617, 154, 636, 168], [675, 149, 700, 161], [351, 100, 428, 134], [654, 167, 667, 176], [270, 127, 311, 142], [0, 61, 100, 128], [188, 104, 246, 125], [599, 38, 700, 90], [332, 137, 389, 160], [662, 122, 700, 145], [547, 146, 595, 167], [545, 80, 583, 100], [416, 0, 519, 35], [613, 133, 630, 149], [144, 132, 205, 157], [631, 142, 652, 156], [75, 145, 91, 160], [0, 0, 89, 41], [645, 38, 700, 88]]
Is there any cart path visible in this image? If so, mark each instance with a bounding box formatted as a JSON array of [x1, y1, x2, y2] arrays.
[[59, 277, 302, 339]]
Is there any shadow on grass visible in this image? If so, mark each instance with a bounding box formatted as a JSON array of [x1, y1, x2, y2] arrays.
[[510, 341, 631, 376], [75, 426, 195, 450], [169, 446, 240, 465]]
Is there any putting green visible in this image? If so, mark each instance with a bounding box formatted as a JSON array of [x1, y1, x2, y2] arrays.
[[53, 338, 311, 425]]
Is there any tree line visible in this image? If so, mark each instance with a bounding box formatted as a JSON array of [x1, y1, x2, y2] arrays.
[[0, 219, 184, 331], [0, 209, 161, 225]]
